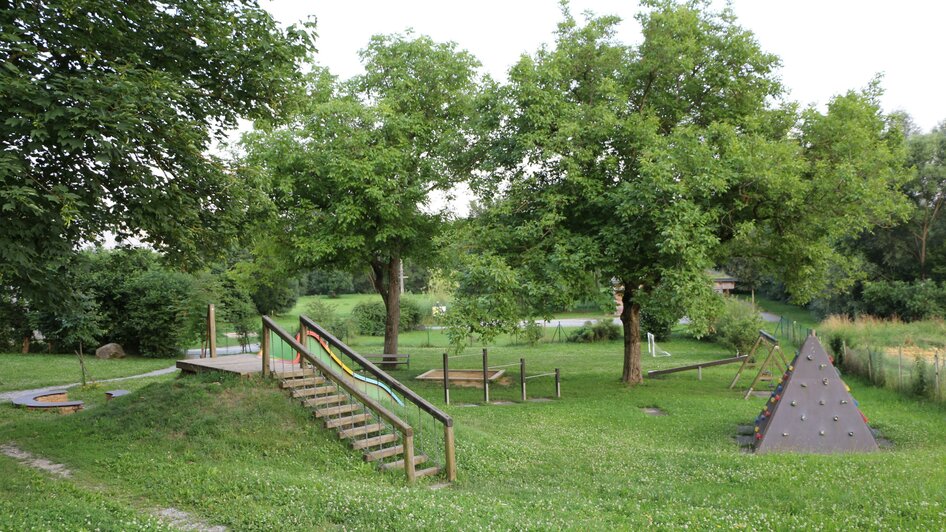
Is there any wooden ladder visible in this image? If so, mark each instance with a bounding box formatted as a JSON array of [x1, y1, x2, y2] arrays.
[[276, 369, 441, 479]]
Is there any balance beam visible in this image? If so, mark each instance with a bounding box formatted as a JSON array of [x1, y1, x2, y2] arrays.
[[647, 355, 748, 377]]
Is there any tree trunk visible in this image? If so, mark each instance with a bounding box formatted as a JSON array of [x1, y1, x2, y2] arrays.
[[372, 256, 402, 371], [620, 287, 643, 385], [21, 336, 30, 354]]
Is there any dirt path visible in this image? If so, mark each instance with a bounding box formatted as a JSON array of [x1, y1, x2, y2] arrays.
[[2, 442, 226, 531], [0, 366, 179, 403]]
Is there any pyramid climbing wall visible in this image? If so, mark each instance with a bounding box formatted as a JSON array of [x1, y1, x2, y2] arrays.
[[752, 334, 878, 453]]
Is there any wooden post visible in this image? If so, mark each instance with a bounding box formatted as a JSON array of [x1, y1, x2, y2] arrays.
[[299, 322, 308, 370], [208, 304, 217, 358], [403, 432, 416, 483], [935, 353, 941, 401], [482, 348, 489, 404], [898, 346, 903, 391], [444, 424, 457, 482], [442, 352, 450, 405], [867, 348, 873, 383], [261, 319, 271, 377], [554, 368, 561, 398], [520, 358, 526, 402]]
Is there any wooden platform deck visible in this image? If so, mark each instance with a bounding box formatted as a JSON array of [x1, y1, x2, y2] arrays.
[[176, 354, 285, 376]]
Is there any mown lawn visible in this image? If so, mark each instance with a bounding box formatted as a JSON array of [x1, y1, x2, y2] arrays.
[[2, 333, 945, 530], [0, 353, 174, 393]]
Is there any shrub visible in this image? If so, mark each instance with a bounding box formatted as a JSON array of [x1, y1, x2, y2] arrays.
[[640, 307, 676, 341], [911, 357, 930, 397], [862, 280, 946, 321], [708, 298, 763, 354], [519, 320, 544, 346], [305, 299, 356, 340], [351, 299, 423, 336], [568, 320, 621, 343], [122, 270, 198, 357]]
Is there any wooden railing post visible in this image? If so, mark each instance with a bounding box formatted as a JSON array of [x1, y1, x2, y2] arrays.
[[261, 318, 271, 377], [443, 352, 450, 405], [482, 348, 489, 404], [403, 432, 416, 483], [207, 304, 217, 358], [444, 424, 457, 482], [520, 358, 526, 402]]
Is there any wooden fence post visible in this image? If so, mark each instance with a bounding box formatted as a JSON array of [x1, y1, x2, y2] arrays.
[[261, 318, 270, 377], [482, 348, 489, 404], [443, 352, 450, 405], [403, 433, 416, 483], [898, 346, 903, 391], [935, 353, 941, 401], [208, 304, 217, 358], [520, 358, 526, 402], [555, 368, 561, 398]]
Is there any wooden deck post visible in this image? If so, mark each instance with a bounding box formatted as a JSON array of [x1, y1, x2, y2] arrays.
[[444, 424, 457, 482], [482, 348, 489, 404], [443, 352, 450, 405], [403, 432, 416, 483], [555, 368, 561, 398], [207, 304, 217, 358], [520, 358, 526, 402], [261, 319, 271, 377]]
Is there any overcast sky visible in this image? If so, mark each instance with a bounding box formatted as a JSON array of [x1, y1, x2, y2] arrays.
[[262, 0, 945, 132]]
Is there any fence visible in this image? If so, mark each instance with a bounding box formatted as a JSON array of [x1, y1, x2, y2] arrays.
[[840, 341, 944, 404], [440, 349, 561, 404]]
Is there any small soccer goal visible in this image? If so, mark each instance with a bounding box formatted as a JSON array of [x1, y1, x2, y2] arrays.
[[647, 332, 672, 357]]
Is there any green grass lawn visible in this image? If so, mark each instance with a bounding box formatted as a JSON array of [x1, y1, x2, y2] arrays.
[[2, 333, 945, 529], [0, 353, 174, 393]]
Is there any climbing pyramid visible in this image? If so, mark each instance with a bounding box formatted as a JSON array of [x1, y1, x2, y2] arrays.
[[752, 334, 878, 453]]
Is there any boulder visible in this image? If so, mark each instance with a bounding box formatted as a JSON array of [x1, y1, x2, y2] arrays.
[[95, 343, 126, 359]]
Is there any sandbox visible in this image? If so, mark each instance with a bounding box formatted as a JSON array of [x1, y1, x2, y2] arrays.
[[415, 369, 506, 388]]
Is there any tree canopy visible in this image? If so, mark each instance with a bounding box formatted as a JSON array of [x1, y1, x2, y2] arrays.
[[0, 0, 314, 303], [461, 3, 909, 383], [242, 32, 486, 356]]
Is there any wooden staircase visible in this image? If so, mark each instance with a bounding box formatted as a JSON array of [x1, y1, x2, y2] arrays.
[[276, 368, 441, 479]]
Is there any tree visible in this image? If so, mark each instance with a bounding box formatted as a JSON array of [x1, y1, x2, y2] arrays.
[[0, 0, 314, 304], [904, 125, 946, 279], [242, 33, 485, 359], [475, 4, 908, 384]]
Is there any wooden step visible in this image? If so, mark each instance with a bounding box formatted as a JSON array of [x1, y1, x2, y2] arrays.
[[274, 369, 316, 379], [325, 413, 372, 429], [352, 433, 398, 450], [364, 444, 403, 462], [314, 403, 362, 418], [415, 466, 441, 479], [280, 377, 326, 388], [303, 394, 348, 408], [292, 386, 338, 399], [379, 455, 428, 472], [338, 423, 384, 440]]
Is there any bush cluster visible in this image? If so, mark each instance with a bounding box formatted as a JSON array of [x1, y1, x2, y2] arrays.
[[568, 320, 621, 343], [351, 299, 423, 335], [862, 280, 946, 321], [706, 298, 763, 354]]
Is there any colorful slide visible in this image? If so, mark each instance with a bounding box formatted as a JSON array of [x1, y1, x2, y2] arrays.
[[301, 330, 405, 407]]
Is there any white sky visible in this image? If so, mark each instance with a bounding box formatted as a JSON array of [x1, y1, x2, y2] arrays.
[[255, 0, 946, 215], [262, 0, 946, 132]]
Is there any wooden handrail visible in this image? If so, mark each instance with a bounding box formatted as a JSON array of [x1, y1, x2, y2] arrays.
[[300, 315, 453, 427], [262, 316, 413, 438]]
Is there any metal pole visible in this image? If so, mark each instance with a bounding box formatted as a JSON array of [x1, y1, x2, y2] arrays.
[[520, 358, 526, 402], [443, 352, 450, 405], [697, 365, 703, 381], [482, 348, 489, 404], [555, 368, 561, 398]]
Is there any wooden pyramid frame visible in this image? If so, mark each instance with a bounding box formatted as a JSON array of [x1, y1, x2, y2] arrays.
[[752, 334, 878, 453]]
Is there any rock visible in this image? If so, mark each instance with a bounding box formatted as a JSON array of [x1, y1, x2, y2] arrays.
[[95, 343, 126, 359]]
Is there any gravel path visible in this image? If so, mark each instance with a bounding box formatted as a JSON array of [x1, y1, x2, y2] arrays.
[[0, 366, 179, 403]]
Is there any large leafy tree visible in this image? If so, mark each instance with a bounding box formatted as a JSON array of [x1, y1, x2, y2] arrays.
[[242, 33, 485, 358], [0, 0, 314, 303], [475, 3, 908, 384], [904, 125, 946, 280]]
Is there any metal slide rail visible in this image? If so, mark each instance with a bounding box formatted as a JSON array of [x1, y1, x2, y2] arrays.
[[298, 315, 457, 482], [261, 316, 419, 482]]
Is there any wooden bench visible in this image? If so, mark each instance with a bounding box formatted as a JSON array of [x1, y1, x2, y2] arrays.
[[362, 354, 410, 369], [105, 390, 130, 400], [12, 391, 84, 414]]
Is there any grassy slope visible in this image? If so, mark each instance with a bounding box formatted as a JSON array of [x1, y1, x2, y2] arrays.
[[0, 353, 173, 392], [2, 336, 945, 530]]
